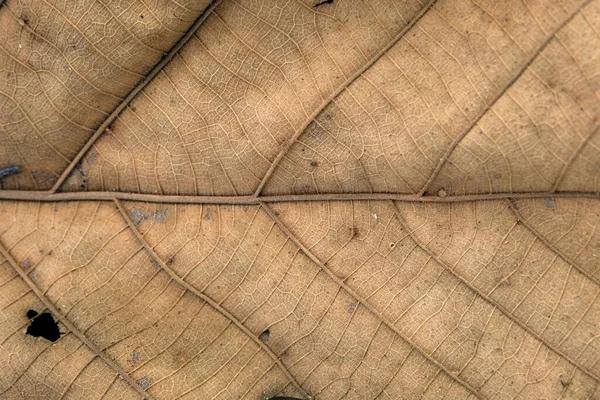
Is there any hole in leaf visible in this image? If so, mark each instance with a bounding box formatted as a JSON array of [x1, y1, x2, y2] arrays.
[[26, 309, 63, 342], [259, 329, 270, 342]]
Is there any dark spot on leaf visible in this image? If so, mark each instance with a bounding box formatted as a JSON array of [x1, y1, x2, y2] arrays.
[[310, 161, 319, 167], [347, 301, 357, 313], [87, 152, 97, 165], [259, 329, 270, 341], [312, 0, 333, 8], [32, 170, 57, 190], [130, 207, 171, 225], [351, 227, 359, 238], [137, 376, 152, 390], [0, 165, 20, 181], [140, 14, 144, 19], [545, 200, 555, 209], [19, 14, 29, 26], [21, 258, 32, 272], [204, 207, 211, 220], [26, 310, 62, 342], [131, 350, 141, 368]]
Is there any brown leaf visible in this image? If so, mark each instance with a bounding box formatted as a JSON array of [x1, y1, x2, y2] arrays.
[[0, 0, 599, 399]]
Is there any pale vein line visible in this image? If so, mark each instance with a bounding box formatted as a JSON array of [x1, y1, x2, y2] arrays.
[[507, 199, 600, 287], [253, 0, 438, 196], [50, 0, 223, 193], [0, 241, 154, 399], [259, 201, 485, 399], [112, 198, 309, 400], [552, 125, 600, 192], [418, 0, 596, 196], [0, 190, 599, 204], [391, 201, 600, 383]]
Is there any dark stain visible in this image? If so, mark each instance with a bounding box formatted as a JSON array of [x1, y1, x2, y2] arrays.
[[0, 165, 20, 181], [130, 207, 171, 225], [313, 0, 333, 7], [136, 376, 152, 390], [310, 161, 319, 167], [19, 13, 29, 26], [26, 310, 63, 342], [166, 255, 175, 265], [351, 227, 360, 238], [259, 329, 270, 342], [204, 207, 211, 220], [130, 350, 141, 368], [21, 258, 32, 272], [560, 379, 571, 388], [544, 199, 555, 209], [347, 301, 358, 313], [305, 122, 322, 139], [32, 170, 57, 190], [77, 161, 87, 190], [86, 152, 97, 165]]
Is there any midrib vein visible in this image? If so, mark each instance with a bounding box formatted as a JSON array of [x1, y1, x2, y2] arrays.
[[0, 241, 155, 400], [113, 199, 310, 400], [259, 201, 486, 399], [50, 0, 224, 193], [0, 190, 598, 204], [391, 201, 600, 384], [253, 0, 439, 196]]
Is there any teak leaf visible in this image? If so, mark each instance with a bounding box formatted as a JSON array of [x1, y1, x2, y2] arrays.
[[0, 0, 599, 399]]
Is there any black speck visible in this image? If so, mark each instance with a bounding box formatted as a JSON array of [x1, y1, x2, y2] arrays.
[[26, 310, 63, 342], [310, 161, 319, 167]]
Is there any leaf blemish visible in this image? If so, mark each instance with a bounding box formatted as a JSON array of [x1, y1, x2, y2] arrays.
[[312, 0, 333, 7], [259, 329, 270, 342], [131, 350, 141, 368], [26, 309, 63, 342], [0, 165, 21, 181], [137, 376, 152, 390], [130, 207, 171, 225]]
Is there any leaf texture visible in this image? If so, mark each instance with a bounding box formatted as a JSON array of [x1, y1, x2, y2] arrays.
[[0, 0, 599, 399]]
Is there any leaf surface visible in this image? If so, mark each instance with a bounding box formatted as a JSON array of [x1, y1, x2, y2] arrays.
[[0, 0, 599, 399]]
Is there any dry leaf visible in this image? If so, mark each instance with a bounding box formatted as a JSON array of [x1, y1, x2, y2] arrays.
[[0, 0, 599, 399]]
